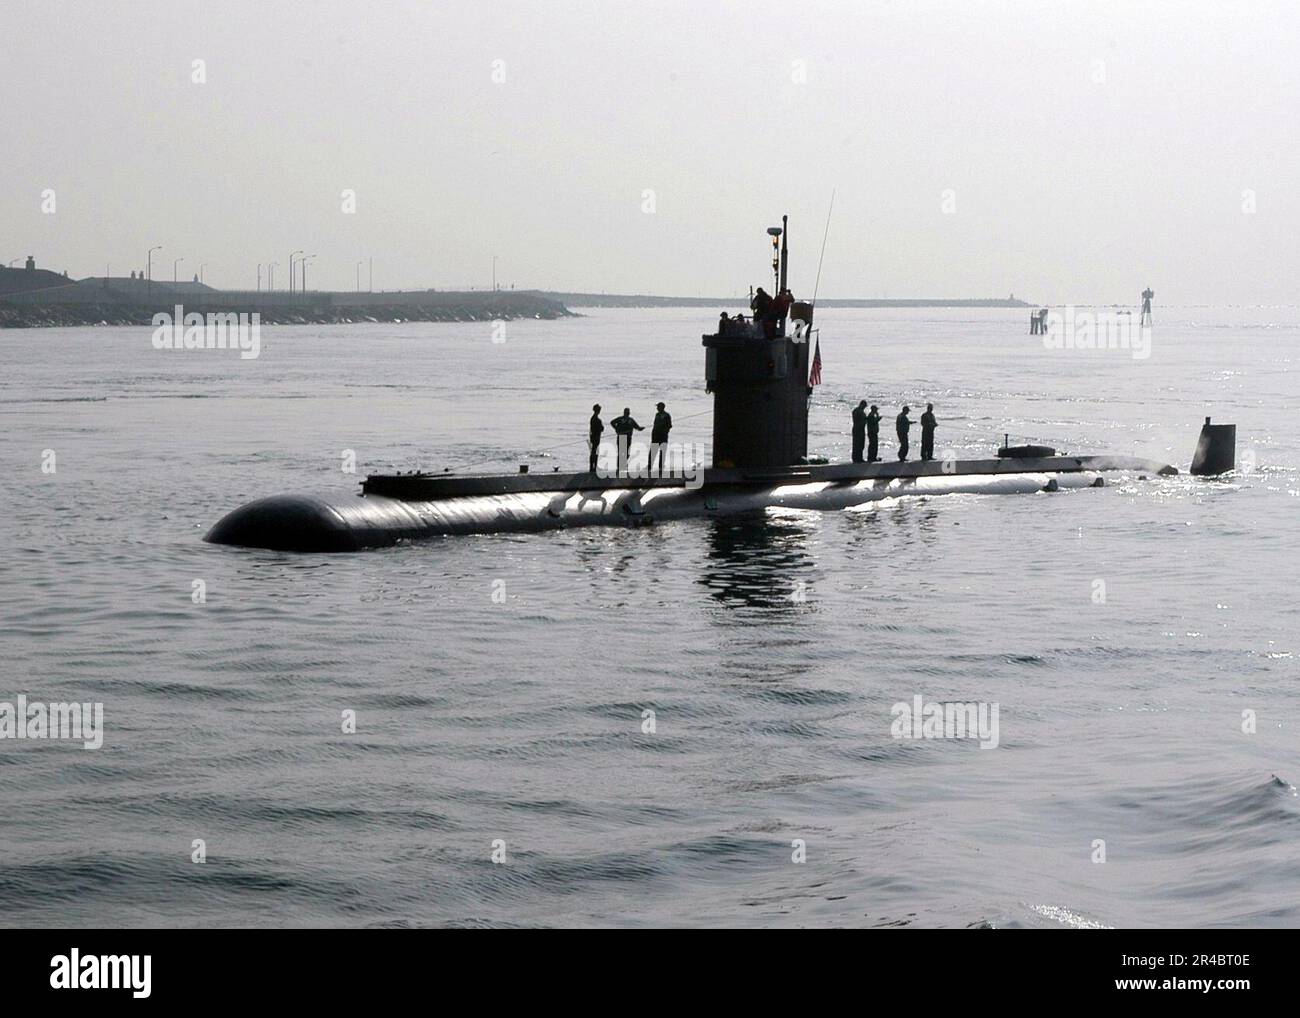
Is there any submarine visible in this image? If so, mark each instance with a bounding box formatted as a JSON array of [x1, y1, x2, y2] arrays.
[[207, 217, 1225, 554]]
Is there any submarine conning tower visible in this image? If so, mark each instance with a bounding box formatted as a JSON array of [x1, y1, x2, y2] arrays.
[[702, 214, 814, 470]]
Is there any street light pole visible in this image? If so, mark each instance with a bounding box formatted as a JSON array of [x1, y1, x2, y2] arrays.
[[268, 262, 278, 291], [147, 245, 162, 299], [493, 255, 498, 292], [356, 261, 363, 293], [257, 264, 262, 291], [173, 257, 183, 284], [301, 254, 316, 292], [289, 250, 303, 294], [199, 263, 207, 284]]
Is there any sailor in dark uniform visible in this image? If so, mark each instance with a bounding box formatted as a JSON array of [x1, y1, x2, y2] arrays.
[[649, 402, 672, 476], [588, 404, 604, 473], [851, 401, 868, 463], [751, 287, 775, 338], [866, 404, 881, 462], [920, 403, 937, 461], [896, 405, 912, 461], [610, 407, 644, 476]]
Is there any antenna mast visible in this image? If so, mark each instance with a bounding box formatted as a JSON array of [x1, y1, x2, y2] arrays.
[[779, 214, 788, 293], [811, 189, 835, 306]]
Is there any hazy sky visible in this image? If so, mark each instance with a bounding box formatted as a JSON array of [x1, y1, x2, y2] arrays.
[[3, 0, 1296, 303]]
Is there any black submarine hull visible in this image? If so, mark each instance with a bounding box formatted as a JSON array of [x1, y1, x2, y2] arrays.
[[204, 455, 1178, 552]]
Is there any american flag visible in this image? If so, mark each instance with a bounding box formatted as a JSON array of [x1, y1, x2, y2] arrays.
[[808, 338, 822, 386]]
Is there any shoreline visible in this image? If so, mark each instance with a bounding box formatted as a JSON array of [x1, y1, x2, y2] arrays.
[[0, 296, 574, 330]]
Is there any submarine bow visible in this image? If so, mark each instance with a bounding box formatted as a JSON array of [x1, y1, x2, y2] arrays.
[[204, 493, 428, 552]]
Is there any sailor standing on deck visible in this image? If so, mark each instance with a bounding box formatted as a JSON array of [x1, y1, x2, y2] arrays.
[[649, 402, 672, 476], [588, 404, 604, 473], [851, 401, 868, 463], [896, 405, 912, 461], [610, 407, 644, 477], [920, 403, 937, 462], [866, 404, 881, 462]]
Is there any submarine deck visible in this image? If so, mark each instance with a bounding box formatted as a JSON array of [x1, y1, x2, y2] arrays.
[[362, 454, 1177, 501]]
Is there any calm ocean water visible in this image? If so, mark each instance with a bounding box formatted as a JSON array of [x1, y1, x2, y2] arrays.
[[1, 306, 1297, 928]]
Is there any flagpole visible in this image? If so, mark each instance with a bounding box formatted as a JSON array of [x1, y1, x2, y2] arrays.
[[808, 189, 833, 407], [808, 332, 821, 395]]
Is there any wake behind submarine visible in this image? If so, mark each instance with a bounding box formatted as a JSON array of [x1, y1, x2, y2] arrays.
[[206, 217, 1232, 553]]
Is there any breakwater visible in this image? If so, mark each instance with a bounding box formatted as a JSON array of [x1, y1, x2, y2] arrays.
[[0, 289, 572, 329]]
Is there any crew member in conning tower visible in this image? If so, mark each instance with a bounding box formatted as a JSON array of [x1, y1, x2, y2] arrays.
[[700, 215, 812, 470], [774, 288, 794, 326], [750, 287, 775, 338]]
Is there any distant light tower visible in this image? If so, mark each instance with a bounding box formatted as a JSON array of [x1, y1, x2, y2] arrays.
[[173, 257, 184, 284], [147, 245, 162, 298], [1140, 287, 1154, 326], [289, 250, 303, 294], [356, 260, 363, 293], [257, 263, 263, 292], [268, 261, 278, 291], [301, 254, 316, 292]]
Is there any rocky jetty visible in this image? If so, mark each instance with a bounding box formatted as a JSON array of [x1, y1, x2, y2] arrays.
[[0, 290, 572, 329]]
